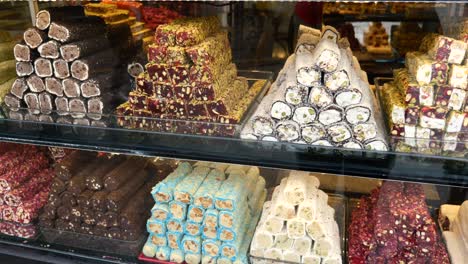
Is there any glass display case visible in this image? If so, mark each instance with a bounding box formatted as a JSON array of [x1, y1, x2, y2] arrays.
[[0, 1, 466, 264]]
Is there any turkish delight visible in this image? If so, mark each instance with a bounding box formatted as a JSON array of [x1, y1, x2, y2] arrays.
[[406, 51, 448, 85], [420, 33, 467, 64]]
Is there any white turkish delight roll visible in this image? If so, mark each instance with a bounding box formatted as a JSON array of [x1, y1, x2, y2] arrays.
[[276, 120, 300, 142], [203, 209, 219, 229], [334, 88, 362, 108], [301, 123, 327, 144], [298, 199, 318, 221], [185, 253, 201, 264], [324, 48, 353, 92], [174, 166, 210, 204], [170, 249, 185, 264], [311, 139, 333, 147], [342, 139, 363, 149], [147, 218, 166, 235], [188, 204, 205, 223], [151, 203, 170, 221], [273, 231, 293, 250], [271, 101, 293, 121], [327, 122, 352, 143], [287, 218, 306, 238], [283, 250, 301, 263], [309, 85, 333, 108], [252, 230, 274, 249], [185, 221, 202, 236], [169, 200, 187, 220], [284, 172, 310, 205], [156, 246, 171, 261], [202, 256, 217, 264], [264, 248, 283, 262], [167, 231, 182, 249], [142, 237, 157, 257], [322, 256, 342, 264], [302, 254, 321, 264], [353, 123, 377, 142], [294, 236, 313, 255], [202, 239, 221, 257], [167, 218, 184, 234], [313, 238, 333, 257], [345, 105, 371, 124], [272, 200, 296, 220], [306, 221, 326, 240], [249, 177, 266, 212], [295, 30, 320, 54], [285, 84, 308, 106], [295, 44, 321, 87], [262, 216, 284, 234], [448, 64, 467, 90], [364, 139, 388, 151], [318, 105, 344, 126], [150, 233, 167, 247], [446, 111, 466, 133], [182, 235, 201, 254], [311, 27, 341, 73], [293, 106, 317, 126]]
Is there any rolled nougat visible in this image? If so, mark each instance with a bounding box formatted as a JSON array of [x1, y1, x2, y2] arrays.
[[218, 200, 248, 229], [275, 120, 300, 142], [334, 88, 363, 108], [169, 200, 187, 220], [38, 40, 60, 59], [167, 218, 185, 234], [174, 166, 210, 204], [283, 250, 301, 263], [14, 44, 35, 62], [70, 50, 118, 81], [23, 28, 46, 49], [182, 235, 201, 254], [16, 61, 34, 77], [185, 221, 201, 236], [327, 122, 352, 143], [187, 204, 205, 223], [310, 27, 341, 73], [261, 216, 284, 234], [151, 233, 167, 247], [25, 75, 45, 94], [215, 171, 249, 212], [53, 59, 70, 79], [193, 169, 226, 209], [167, 231, 183, 249], [309, 85, 333, 108], [60, 36, 110, 62], [286, 218, 306, 238], [263, 248, 283, 261], [151, 162, 192, 203], [270, 101, 292, 121], [248, 177, 266, 212], [294, 236, 313, 255], [147, 218, 166, 235], [406, 51, 448, 85], [324, 48, 354, 92], [142, 238, 157, 257], [285, 84, 308, 106], [202, 239, 221, 257], [203, 208, 219, 229], [420, 33, 467, 64], [34, 58, 52, 78], [295, 32, 320, 54], [345, 105, 371, 124], [318, 104, 343, 126], [24, 93, 40, 114], [155, 246, 171, 261], [293, 106, 317, 126], [151, 203, 170, 221], [295, 47, 321, 87]]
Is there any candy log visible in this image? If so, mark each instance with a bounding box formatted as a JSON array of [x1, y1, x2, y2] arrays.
[[155, 246, 171, 261], [4, 168, 53, 207], [70, 50, 119, 81], [52, 59, 70, 79], [67, 161, 102, 195], [147, 218, 166, 235], [193, 169, 226, 209], [182, 235, 201, 254], [62, 78, 80, 98], [69, 98, 86, 118], [202, 239, 221, 257], [0, 153, 49, 193], [394, 68, 435, 106], [167, 231, 182, 249], [45, 77, 64, 96], [120, 180, 155, 229], [15, 61, 33, 78], [85, 157, 125, 191], [219, 209, 251, 242], [218, 200, 248, 230], [91, 190, 108, 212], [76, 189, 94, 209], [13, 43, 35, 62], [203, 208, 218, 230], [169, 200, 187, 220], [38, 92, 52, 114], [2, 186, 49, 224], [35, 7, 85, 30], [142, 237, 158, 257], [25, 75, 45, 94], [60, 36, 110, 62], [173, 166, 210, 204], [446, 111, 467, 133], [34, 58, 53, 78], [55, 97, 69, 116], [106, 169, 148, 212], [48, 17, 107, 43], [170, 249, 185, 264], [24, 93, 40, 114], [167, 218, 185, 234], [54, 151, 94, 181], [151, 162, 192, 203], [310, 28, 341, 73], [103, 157, 148, 191], [23, 28, 46, 49], [38, 40, 60, 59], [215, 171, 250, 211]]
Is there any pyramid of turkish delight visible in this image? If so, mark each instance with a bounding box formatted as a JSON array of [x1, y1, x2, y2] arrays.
[[241, 25, 388, 151], [364, 22, 392, 55]]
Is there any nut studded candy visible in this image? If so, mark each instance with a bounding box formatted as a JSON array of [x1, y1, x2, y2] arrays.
[[0, 221, 38, 239], [4, 168, 54, 207], [448, 64, 468, 90], [3, 186, 51, 224], [136, 72, 154, 96], [147, 63, 171, 84], [168, 65, 190, 86], [434, 86, 466, 111], [406, 52, 449, 86], [420, 33, 468, 64], [0, 152, 49, 193], [393, 68, 434, 106], [147, 44, 168, 63], [419, 106, 448, 130], [154, 24, 181, 46]]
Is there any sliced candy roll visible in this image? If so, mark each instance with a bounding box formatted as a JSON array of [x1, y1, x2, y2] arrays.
[[322, 256, 342, 264], [150, 233, 167, 247], [286, 218, 306, 239], [147, 218, 166, 235], [187, 204, 205, 223], [345, 105, 371, 124], [151, 162, 192, 203], [306, 220, 325, 240], [327, 122, 353, 143], [250, 117, 275, 136], [202, 239, 221, 257], [249, 248, 264, 258], [166, 218, 184, 234], [193, 169, 226, 209], [318, 104, 344, 126], [296, 65, 321, 88], [263, 248, 283, 261], [273, 231, 293, 250], [185, 253, 201, 264], [219, 200, 248, 229], [298, 198, 318, 221], [309, 85, 333, 108], [167, 231, 183, 249], [182, 235, 201, 254], [283, 250, 301, 263], [353, 123, 377, 142], [142, 237, 157, 257], [295, 31, 320, 54], [285, 84, 307, 106], [260, 215, 283, 234], [420, 33, 467, 64], [448, 64, 467, 90], [364, 139, 388, 151], [406, 51, 448, 85], [215, 171, 249, 211], [293, 106, 317, 126], [202, 256, 217, 264], [203, 208, 219, 228], [324, 48, 353, 92], [270, 101, 292, 120], [151, 203, 170, 221], [185, 221, 202, 236], [342, 139, 364, 149], [393, 68, 434, 107], [334, 88, 362, 108], [170, 249, 185, 264], [218, 211, 251, 242], [174, 165, 210, 204], [169, 200, 187, 220], [419, 106, 448, 130], [311, 27, 341, 73], [301, 123, 327, 144], [155, 246, 171, 261], [434, 86, 466, 111], [302, 254, 321, 264], [446, 111, 466, 133], [271, 200, 295, 221], [283, 171, 313, 205], [202, 225, 217, 239], [276, 120, 300, 142], [220, 229, 246, 261], [294, 236, 313, 255], [313, 237, 334, 257], [252, 231, 274, 250]]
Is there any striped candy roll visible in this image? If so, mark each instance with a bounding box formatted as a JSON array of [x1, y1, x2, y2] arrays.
[[170, 249, 185, 264], [151, 162, 192, 203], [166, 218, 184, 234], [147, 218, 166, 235], [155, 246, 171, 261], [193, 169, 226, 209], [182, 235, 201, 254], [169, 200, 187, 220], [185, 220, 201, 236], [202, 239, 221, 257], [151, 203, 170, 221], [167, 231, 182, 250], [173, 166, 210, 204], [142, 237, 157, 257]]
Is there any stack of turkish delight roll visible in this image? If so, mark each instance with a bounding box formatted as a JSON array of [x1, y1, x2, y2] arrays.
[[38, 151, 172, 241], [0, 143, 54, 238], [241, 25, 388, 151], [0, 30, 16, 105], [439, 201, 468, 264], [250, 171, 342, 264], [142, 162, 266, 264], [116, 16, 266, 137], [348, 181, 450, 264], [381, 33, 468, 156], [5, 6, 131, 126]]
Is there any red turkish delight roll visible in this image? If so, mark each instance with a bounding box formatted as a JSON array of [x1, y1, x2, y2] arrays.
[[0, 221, 37, 239], [4, 168, 54, 207], [3, 187, 50, 224], [0, 153, 49, 193]]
